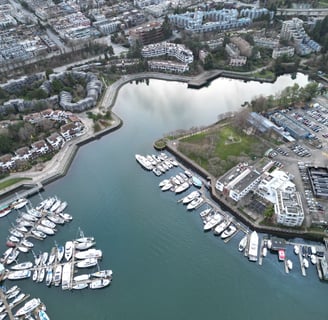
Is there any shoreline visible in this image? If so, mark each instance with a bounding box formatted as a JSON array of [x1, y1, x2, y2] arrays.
[[1, 70, 322, 241]]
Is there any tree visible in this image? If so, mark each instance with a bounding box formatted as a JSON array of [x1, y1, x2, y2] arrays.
[[0, 135, 13, 154], [264, 205, 274, 219]]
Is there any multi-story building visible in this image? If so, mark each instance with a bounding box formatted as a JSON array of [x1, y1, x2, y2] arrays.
[[275, 190, 304, 227], [147, 60, 189, 73], [253, 37, 279, 49], [141, 42, 193, 64], [230, 37, 252, 57], [129, 21, 165, 45], [272, 46, 295, 59]]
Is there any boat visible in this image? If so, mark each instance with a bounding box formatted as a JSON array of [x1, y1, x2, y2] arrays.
[[9, 228, 24, 238], [10, 261, 33, 270], [161, 182, 173, 191], [267, 239, 272, 249], [11, 198, 28, 210], [6, 288, 20, 300], [6, 240, 16, 248], [17, 245, 30, 253], [311, 254, 317, 265], [199, 207, 212, 218], [47, 214, 65, 225], [5, 285, 18, 295], [15, 225, 28, 233], [6, 250, 20, 265], [91, 269, 113, 278], [37, 267, 45, 282], [76, 258, 98, 268], [0, 205, 11, 218], [294, 245, 300, 255], [212, 218, 229, 234], [7, 270, 31, 280], [192, 176, 203, 188], [14, 298, 41, 317], [72, 282, 89, 290], [238, 235, 248, 252], [36, 224, 56, 235], [181, 191, 200, 204], [152, 167, 162, 176], [38, 310, 50, 320], [57, 245, 65, 263], [8, 236, 20, 243], [48, 247, 57, 265], [287, 259, 293, 270], [248, 231, 259, 262], [186, 197, 204, 210], [75, 236, 95, 243], [50, 198, 61, 213], [40, 218, 56, 229], [262, 247, 268, 257], [32, 269, 38, 282], [31, 229, 47, 239], [75, 241, 96, 251], [55, 201, 68, 214], [16, 218, 34, 227], [73, 274, 90, 282], [21, 213, 38, 222], [41, 252, 49, 265], [9, 293, 26, 306], [27, 208, 42, 218], [59, 212, 73, 222], [159, 179, 170, 187], [303, 258, 309, 268], [75, 248, 102, 260], [34, 253, 42, 266], [221, 224, 237, 239], [43, 197, 56, 211], [45, 267, 53, 286], [20, 239, 34, 248], [278, 249, 285, 261], [53, 264, 62, 286], [135, 154, 153, 171], [174, 181, 190, 194], [64, 241, 74, 261], [89, 278, 111, 289]]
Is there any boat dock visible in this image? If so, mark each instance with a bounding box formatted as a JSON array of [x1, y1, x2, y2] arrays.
[[0, 289, 30, 320]]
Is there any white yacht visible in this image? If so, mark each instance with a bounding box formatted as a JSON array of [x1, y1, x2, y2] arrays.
[[7, 270, 31, 280], [53, 264, 62, 286], [174, 182, 190, 194], [294, 245, 300, 255], [181, 191, 200, 204], [14, 298, 41, 317], [204, 213, 224, 232], [89, 278, 111, 289], [221, 224, 237, 239], [248, 231, 259, 262], [64, 241, 74, 261], [238, 235, 248, 252], [287, 259, 293, 270], [10, 261, 33, 270], [75, 241, 96, 251], [91, 269, 113, 278], [186, 197, 204, 210], [11, 198, 28, 210], [213, 219, 230, 235], [75, 249, 102, 260], [76, 258, 98, 268]]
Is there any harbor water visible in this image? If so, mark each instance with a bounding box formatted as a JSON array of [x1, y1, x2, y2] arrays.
[[1, 74, 327, 320]]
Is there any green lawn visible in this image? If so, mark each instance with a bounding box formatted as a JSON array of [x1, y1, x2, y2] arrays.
[[0, 177, 31, 190]]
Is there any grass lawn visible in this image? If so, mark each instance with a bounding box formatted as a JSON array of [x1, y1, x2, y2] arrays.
[[178, 125, 268, 176], [0, 177, 31, 190]]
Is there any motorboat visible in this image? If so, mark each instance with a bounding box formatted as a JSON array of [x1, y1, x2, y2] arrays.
[[36, 224, 56, 235], [59, 212, 73, 221], [161, 182, 173, 191], [14, 298, 41, 317], [248, 231, 259, 262], [262, 247, 268, 257], [47, 214, 65, 225], [57, 245, 65, 263], [53, 264, 62, 286], [5, 285, 18, 295], [75, 241, 96, 251], [50, 198, 62, 213], [65, 241, 74, 261], [45, 267, 53, 286], [9, 293, 26, 306], [34, 253, 42, 266], [43, 197, 56, 211], [31, 229, 47, 239], [17, 245, 30, 253], [37, 267, 46, 282], [11, 198, 28, 210], [48, 247, 57, 265], [89, 278, 111, 289], [186, 197, 204, 210], [55, 201, 68, 214], [7, 270, 31, 280], [16, 218, 34, 227], [15, 225, 28, 233], [181, 191, 200, 204], [75, 236, 95, 243], [27, 208, 42, 218], [8, 236, 20, 243], [311, 254, 317, 265], [174, 181, 190, 194], [73, 274, 90, 282], [159, 179, 170, 187], [20, 239, 34, 248], [278, 249, 285, 261], [135, 154, 153, 171], [221, 224, 237, 239], [238, 235, 248, 252], [171, 176, 181, 185], [152, 167, 162, 176], [6, 240, 16, 248], [72, 282, 88, 290], [294, 245, 300, 255], [40, 218, 56, 229], [76, 258, 98, 268], [41, 252, 49, 265], [303, 258, 309, 268], [0, 206, 11, 218], [192, 176, 202, 188], [10, 261, 33, 270], [9, 228, 24, 238], [21, 213, 38, 222], [287, 259, 293, 270], [38, 310, 50, 320], [212, 218, 229, 234], [6, 250, 20, 265], [199, 208, 212, 218], [75, 249, 102, 260], [32, 269, 38, 282], [6, 288, 20, 300], [91, 269, 113, 278]]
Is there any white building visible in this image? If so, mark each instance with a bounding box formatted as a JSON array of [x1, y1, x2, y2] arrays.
[[275, 190, 304, 227], [272, 46, 295, 59]]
